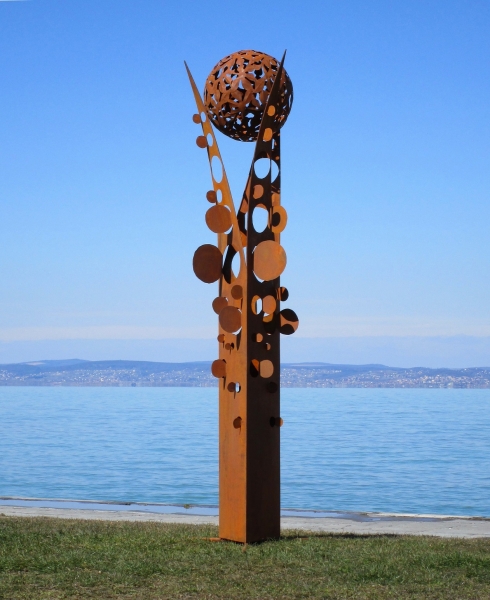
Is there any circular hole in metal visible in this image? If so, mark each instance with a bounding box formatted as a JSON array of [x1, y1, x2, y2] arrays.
[[254, 157, 270, 179], [251, 296, 262, 315], [250, 359, 260, 377], [252, 205, 268, 233], [211, 155, 223, 182], [231, 252, 241, 278]]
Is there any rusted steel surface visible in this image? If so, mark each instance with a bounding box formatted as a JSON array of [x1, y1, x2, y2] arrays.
[[203, 50, 293, 142], [186, 50, 298, 543]]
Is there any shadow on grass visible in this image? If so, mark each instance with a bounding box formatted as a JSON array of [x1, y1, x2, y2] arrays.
[[195, 531, 402, 547], [280, 531, 402, 541]]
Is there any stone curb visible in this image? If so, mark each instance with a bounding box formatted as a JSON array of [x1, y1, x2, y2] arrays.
[[2, 506, 490, 538]]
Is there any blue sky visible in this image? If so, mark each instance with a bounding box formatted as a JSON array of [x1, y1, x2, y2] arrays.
[[1, 0, 489, 366]]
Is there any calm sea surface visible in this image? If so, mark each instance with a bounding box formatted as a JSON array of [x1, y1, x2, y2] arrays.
[[0, 387, 489, 516]]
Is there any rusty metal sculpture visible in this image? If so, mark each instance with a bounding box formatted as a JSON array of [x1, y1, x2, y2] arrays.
[[186, 50, 298, 543]]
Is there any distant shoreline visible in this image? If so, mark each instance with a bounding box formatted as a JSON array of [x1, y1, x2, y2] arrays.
[[1, 359, 489, 389], [2, 384, 488, 388]]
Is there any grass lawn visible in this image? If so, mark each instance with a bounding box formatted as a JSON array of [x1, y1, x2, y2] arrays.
[[1, 517, 490, 599]]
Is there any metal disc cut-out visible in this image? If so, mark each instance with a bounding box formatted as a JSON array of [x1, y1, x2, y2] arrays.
[[253, 184, 264, 199], [193, 244, 222, 283], [263, 128, 273, 142], [260, 360, 274, 378], [253, 240, 287, 281], [231, 285, 243, 299], [205, 205, 232, 233], [219, 306, 242, 333], [212, 296, 228, 314], [279, 308, 299, 335], [206, 190, 217, 203], [211, 359, 227, 378], [262, 295, 277, 315], [277, 287, 289, 301], [196, 136, 207, 148], [271, 206, 287, 234]]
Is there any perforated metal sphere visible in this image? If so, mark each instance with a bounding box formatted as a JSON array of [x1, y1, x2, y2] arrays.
[[204, 50, 293, 142]]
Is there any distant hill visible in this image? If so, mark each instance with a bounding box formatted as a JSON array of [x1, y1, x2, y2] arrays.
[[0, 360, 489, 388]]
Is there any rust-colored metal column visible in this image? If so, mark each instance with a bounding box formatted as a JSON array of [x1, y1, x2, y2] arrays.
[[186, 50, 298, 543]]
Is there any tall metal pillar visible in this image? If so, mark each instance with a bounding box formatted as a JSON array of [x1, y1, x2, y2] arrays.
[[186, 50, 298, 543]]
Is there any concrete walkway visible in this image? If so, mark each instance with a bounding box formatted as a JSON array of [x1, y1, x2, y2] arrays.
[[2, 505, 490, 538]]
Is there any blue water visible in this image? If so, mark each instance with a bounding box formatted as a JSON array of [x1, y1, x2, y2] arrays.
[[0, 387, 489, 516]]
